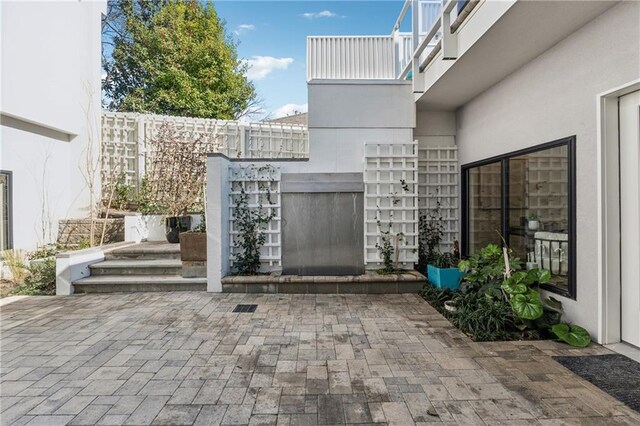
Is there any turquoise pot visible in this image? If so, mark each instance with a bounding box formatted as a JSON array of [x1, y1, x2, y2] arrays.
[[427, 264, 464, 290]]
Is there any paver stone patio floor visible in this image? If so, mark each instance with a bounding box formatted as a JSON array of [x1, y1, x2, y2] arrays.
[[1, 292, 639, 425]]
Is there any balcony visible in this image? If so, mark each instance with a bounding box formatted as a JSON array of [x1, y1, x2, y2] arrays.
[[308, 0, 617, 109], [306, 0, 467, 82]]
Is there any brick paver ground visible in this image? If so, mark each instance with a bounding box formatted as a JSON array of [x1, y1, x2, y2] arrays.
[[1, 293, 638, 425]]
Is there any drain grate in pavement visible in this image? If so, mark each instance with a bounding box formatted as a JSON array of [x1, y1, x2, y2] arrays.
[[554, 354, 640, 413], [232, 304, 257, 313]]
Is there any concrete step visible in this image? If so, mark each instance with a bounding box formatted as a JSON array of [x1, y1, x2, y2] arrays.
[[89, 259, 183, 276], [105, 242, 181, 260], [73, 275, 206, 293], [221, 271, 426, 294]]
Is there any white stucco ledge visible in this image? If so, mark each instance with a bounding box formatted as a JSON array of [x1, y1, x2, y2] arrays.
[[56, 241, 137, 295], [206, 152, 310, 162], [124, 213, 204, 243], [307, 79, 412, 86]]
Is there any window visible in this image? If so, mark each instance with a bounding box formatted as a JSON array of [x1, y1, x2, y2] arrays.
[[0, 171, 12, 251], [462, 137, 576, 298]]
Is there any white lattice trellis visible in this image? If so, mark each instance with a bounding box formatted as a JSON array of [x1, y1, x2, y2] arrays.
[[364, 142, 419, 269], [418, 146, 459, 251], [101, 111, 308, 195], [228, 164, 282, 272], [101, 112, 140, 191]]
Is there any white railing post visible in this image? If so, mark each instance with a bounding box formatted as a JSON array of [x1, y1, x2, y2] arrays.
[[442, 0, 458, 60], [239, 124, 247, 158], [136, 115, 145, 189], [411, 0, 425, 92]]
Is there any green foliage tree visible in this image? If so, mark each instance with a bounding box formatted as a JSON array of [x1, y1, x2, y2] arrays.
[[103, 0, 259, 119]]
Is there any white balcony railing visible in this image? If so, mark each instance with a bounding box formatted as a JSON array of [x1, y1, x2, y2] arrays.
[[306, 36, 395, 81], [307, 0, 478, 85]]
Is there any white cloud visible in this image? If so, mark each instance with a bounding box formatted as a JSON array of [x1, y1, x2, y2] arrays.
[[302, 10, 340, 19], [246, 56, 294, 80], [273, 103, 308, 119], [234, 24, 255, 35]]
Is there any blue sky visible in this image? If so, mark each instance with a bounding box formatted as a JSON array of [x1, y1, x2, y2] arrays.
[[213, 1, 405, 118]]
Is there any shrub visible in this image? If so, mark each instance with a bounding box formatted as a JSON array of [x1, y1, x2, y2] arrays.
[[2, 249, 29, 284], [11, 258, 56, 296], [421, 242, 591, 347]]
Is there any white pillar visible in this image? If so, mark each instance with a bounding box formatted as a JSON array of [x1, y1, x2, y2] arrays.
[[206, 154, 231, 292]]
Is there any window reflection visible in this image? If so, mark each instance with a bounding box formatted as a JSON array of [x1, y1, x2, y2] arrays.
[[467, 162, 502, 253], [509, 145, 569, 291], [463, 140, 574, 296]]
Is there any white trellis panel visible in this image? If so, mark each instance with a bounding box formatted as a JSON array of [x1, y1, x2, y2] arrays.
[[101, 112, 140, 191], [228, 165, 282, 272], [246, 122, 308, 159], [364, 142, 419, 270], [418, 147, 459, 252], [101, 112, 308, 196]]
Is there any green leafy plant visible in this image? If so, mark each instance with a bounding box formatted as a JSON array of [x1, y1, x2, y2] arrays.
[[2, 250, 29, 285], [113, 173, 135, 210], [432, 252, 458, 269], [375, 180, 410, 274], [11, 258, 56, 296], [551, 323, 591, 347], [136, 176, 164, 214], [427, 242, 590, 346], [232, 167, 276, 275], [417, 192, 445, 272], [192, 213, 206, 233]]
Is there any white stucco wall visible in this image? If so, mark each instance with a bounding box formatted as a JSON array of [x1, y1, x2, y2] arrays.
[[454, 2, 640, 338], [307, 80, 416, 173], [0, 0, 105, 250], [415, 110, 456, 149]]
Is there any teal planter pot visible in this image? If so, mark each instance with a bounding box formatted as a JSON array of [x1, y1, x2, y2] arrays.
[[427, 265, 464, 290]]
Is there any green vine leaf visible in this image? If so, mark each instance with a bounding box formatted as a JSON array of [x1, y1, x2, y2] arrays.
[[527, 268, 551, 284], [502, 281, 528, 295], [510, 290, 544, 320], [551, 323, 591, 347]]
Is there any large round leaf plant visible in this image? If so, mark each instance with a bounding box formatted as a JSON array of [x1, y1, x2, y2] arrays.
[[458, 244, 591, 347]]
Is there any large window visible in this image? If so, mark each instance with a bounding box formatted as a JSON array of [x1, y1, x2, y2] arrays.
[[462, 137, 576, 298], [0, 171, 12, 251]]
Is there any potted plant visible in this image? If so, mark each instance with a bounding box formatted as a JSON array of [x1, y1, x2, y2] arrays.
[[144, 124, 208, 243], [427, 251, 464, 289], [528, 213, 540, 231], [179, 215, 206, 278]]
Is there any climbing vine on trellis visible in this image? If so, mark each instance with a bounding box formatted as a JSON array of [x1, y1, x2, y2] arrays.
[[230, 165, 278, 275]]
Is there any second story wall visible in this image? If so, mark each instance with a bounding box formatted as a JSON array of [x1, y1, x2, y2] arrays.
[[307, 80, 415, 173]]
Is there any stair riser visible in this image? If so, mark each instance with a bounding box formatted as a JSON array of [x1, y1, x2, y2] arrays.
[[222, 281, 424, 294], [74, 283, 206, 293], [105, 253, 181, 261], [90, 267, 183, 276]]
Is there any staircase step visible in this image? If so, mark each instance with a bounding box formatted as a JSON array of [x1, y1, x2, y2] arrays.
[[89, 259, 182, 276], [73, 275, 206, 293], [105, 242, 181, 260]]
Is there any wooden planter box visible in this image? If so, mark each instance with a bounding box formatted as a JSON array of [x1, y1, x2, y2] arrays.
[[179, 233, 206, 277]]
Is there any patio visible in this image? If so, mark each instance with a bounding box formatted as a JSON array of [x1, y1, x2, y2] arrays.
[[1, 293, 638, 425]]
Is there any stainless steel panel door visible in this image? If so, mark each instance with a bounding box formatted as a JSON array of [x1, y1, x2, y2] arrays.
[[282, 192, 364, 275]]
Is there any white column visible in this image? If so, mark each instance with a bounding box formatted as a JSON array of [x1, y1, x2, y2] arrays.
[[206, 154, 231, 292]]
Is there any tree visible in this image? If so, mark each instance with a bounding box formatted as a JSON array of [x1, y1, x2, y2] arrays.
[[102, 0, 259, 119]]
